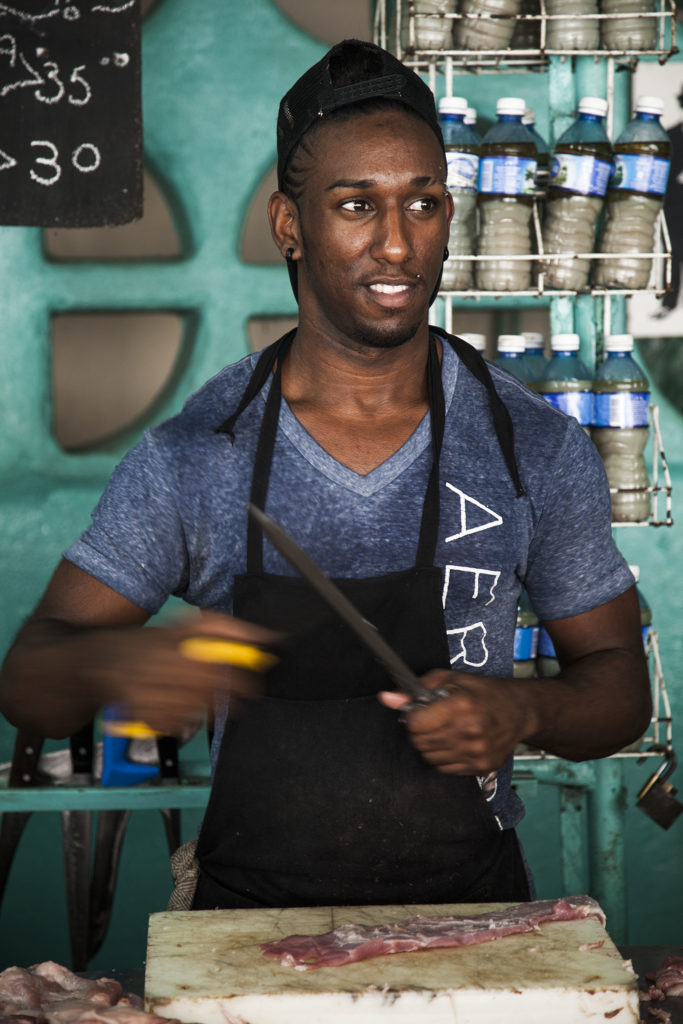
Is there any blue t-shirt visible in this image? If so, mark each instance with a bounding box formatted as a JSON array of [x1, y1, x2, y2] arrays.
[[65, 338, 633, 828]]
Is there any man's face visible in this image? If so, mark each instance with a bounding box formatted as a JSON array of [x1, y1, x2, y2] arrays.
[[291, 110, 452, 352]]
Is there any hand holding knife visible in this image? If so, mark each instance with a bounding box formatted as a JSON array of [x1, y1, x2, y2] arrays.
[[101, 636, 279, 740]]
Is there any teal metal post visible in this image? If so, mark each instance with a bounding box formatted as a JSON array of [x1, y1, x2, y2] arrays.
[[587, 758, 628, 943], [559, 786, 589, 894]]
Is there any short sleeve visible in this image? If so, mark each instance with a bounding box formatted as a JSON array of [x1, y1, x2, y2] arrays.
[[524, 417, 634, 621], [64, 431, 188, 613]]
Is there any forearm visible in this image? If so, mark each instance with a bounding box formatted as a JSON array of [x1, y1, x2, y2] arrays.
[[0, 618, 109, 739], [1, 601, 273, 741], [386, 617, 652, 775], [520, 645, 652, 761]]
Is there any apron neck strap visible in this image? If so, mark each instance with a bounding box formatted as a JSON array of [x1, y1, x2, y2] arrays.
[[432, 326, 526, 499], [246, 350, 287, 570], [415, 335, 444, 567], [214, 329, 296, 441]]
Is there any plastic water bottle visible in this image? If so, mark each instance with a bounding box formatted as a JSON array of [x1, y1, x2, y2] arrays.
[[629, 565, 652, 648], [600, 0, 657, 51], [537, 625, 560, 676], [595, 97, 671, 290], [465, 107, 478, 128], [541, 97, 612, 291], [455, 0, 522, 50], [523, 108, 549, 193], [545, 0, 599, 49], [459, 332, 487, 355], [439, 97, 480, 291], [400, 0, 457, 50], [522, 331, 548, 381], [537, 333, 593, 430], [511, 0, 541, 49], [513, 590, 539, 678], [494, 334, 535, 382], [476, 97, 537, 291], [591, 333, 650, 522]]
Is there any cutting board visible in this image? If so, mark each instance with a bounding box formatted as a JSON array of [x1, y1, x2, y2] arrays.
[[145, 903, 640, 1024]]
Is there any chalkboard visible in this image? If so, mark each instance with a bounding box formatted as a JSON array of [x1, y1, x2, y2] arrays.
[[0, 0, 142, 226]]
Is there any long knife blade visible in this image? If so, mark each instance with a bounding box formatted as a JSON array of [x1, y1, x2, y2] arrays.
[[248, 503, 441, 706]]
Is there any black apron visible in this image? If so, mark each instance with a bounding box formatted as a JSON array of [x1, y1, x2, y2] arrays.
[[194, 332, 530, 909]]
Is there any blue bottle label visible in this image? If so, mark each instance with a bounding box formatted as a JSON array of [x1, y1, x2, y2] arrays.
[[446, 151, 479, 193], [610, 154, 670, 196], [514, 624, 539, 661], [479, 155, 537, 195], [543, 390, 593, 425], [550, 152, 612, 197], [538, 626, 556, 658], [593, 391, 650, 428]]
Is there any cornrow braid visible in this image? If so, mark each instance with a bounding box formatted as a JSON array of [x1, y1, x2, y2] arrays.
[[279, 98, 430, 203]]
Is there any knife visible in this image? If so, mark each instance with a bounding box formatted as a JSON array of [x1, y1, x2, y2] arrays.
[[247, 503, 447, 708]]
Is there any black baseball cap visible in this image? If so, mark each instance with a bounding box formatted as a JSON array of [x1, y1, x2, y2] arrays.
[[276, 38, 445, 190]]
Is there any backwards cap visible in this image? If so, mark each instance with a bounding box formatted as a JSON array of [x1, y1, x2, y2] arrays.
[[276, 39, 444, 190]]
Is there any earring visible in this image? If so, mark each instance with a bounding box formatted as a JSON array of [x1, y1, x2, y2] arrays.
[[285, 248, 295, 261], [443, 246, 450, 262]]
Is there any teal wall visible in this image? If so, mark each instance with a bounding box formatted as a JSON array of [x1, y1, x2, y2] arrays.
[[1, 0, 682, 970]]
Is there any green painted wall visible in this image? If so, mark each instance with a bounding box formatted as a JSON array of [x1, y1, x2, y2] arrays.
[[0, 0, 682, 971]]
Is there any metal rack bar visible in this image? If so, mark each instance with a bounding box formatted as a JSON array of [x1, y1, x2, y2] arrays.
[[380, 0, 677, 69]]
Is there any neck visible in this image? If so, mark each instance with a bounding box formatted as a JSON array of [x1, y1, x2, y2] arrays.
[[282, 324, 433, 413], [278, 325, 438, 476]]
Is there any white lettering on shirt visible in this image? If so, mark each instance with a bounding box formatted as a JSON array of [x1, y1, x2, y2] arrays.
[[444, 483, 503, 542], [443, 565, 500, 606], [446, 621, 489, 667]]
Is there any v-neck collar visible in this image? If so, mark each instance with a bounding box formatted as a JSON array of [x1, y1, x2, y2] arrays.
[[260, 339, 460, 498]]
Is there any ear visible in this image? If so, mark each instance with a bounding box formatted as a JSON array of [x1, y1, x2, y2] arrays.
[[268, 191, 302, 261]]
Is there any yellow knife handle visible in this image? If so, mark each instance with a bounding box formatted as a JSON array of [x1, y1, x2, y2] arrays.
[[178, 637, 278, 672], [102, 720, 163, 739]]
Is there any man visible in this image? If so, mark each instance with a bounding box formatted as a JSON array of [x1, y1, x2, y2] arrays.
[[0, 40, 650, 909]]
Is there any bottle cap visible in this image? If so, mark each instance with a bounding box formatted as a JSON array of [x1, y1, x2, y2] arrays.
[[523, 331, 545, 351], [497, 334, 526, 354], [496, 97, 526, 118], [635, 95, 664, 117], [459, 332, 486, 352], [550, 333, 580, 351], [522, 108, 535, 126], [465, 107, 477, 126], [438, 96, 468, 116], [629, 564, 640, 583], [578, 96, 608, 118], [605, 333, 635, 352]]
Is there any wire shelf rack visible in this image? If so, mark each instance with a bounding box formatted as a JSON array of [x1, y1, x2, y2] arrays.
[[438, 206, 672, 306], [374, 0, 678, 72]]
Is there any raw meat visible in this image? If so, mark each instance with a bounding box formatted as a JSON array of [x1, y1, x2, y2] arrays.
[[260, 895, 606, 970], [646, 956, 683, 1000], [0, 964, 174, 1024], [646, 1008, 673, 1023]]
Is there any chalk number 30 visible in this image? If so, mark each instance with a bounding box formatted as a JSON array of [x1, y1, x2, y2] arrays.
[[30, 140, 101, 186]]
